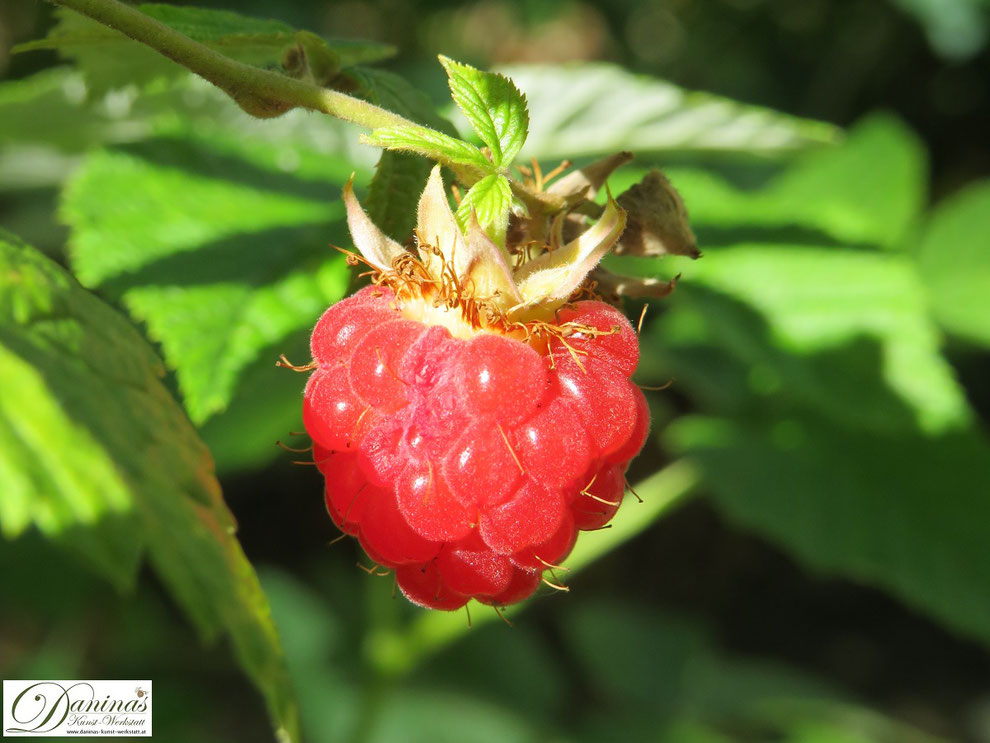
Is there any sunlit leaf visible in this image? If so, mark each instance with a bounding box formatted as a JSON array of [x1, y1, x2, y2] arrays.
[[62, 136, 351, 424], [0, 232, 299, 742], [455, 173, 512, 245], [362, 123, 491, 180], [632, 244, 970, 434], [634, 239, 990, 648], [604, 115, 925, 250], [440, 56, 528, 166], [347, 67, 456, 242], [502, 63, 841, 160], [914, 180, 990, 346]]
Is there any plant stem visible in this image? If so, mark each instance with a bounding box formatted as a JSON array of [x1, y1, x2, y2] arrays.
[[49, 0, 416, 128]]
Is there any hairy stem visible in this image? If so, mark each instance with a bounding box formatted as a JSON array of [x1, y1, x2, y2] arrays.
[[49, 0, 416, 127]]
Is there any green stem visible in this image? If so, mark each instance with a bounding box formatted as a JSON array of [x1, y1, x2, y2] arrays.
[[49, 0, 417, 128]]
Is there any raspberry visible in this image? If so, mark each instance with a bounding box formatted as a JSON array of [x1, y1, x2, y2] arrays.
[[305, 285, 649, 609], [300, 165, 655, 610]]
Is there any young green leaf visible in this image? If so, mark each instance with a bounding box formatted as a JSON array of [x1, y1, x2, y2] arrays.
[[455, 173, 513, 246], [0, 232, 300, 743], [439, 55, 529, 167], [362, 123, 492, 182]]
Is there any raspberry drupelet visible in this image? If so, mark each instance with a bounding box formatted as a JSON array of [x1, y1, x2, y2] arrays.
[[303, 165, 650, 610]]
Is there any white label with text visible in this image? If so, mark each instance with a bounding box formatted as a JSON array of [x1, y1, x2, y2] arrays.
[[3, 680, 151, 737]]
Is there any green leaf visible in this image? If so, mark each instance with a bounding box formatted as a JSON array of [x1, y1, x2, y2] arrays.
[[565, 603, 947, 743], [455, 173, 513, 245], [669, 412, 990, 650], [0, 68, 137, 153], [62, 136, 351, 424], [372, 689, 539, 743], [501, 63, 842, 160], [362, 123, 492, 180], [889, 0, 989, 59], [196, 331, 313, 475], [16, 5, 394, 95], [0, 233, 299, 742], [439, 55, 529, 167], [605, 115, 925, 250], [635, 245, 970, 434], [636, 239, 990, 648], [914, 180, 990, 346], [364, 152, 431, 242]]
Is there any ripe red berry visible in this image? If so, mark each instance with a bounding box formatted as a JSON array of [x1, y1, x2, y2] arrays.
[[305, 284, 649, 609], [297, 162, 667, 610]]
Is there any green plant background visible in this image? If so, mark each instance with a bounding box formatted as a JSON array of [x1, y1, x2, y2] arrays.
[[1, 1, 989, 742]]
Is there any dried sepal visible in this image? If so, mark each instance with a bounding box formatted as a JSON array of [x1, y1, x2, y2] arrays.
[[591, 266, 679, 303], [547, 151, 634, 204], [614, 169, 698, 259]]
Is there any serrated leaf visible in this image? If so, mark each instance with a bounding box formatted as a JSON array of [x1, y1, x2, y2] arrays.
[[639, 245, 971, 435], [439, 56, 528, 166], [501, 63, 841, 160], [914, 180, 990, 346], [0, 67, 148, 153], [455, 173, 512, 245], [16, 5, 393, 95], [585, 114, 924, 251], [62, 137, 351, 424], [0, 233, 299, 742], [632, 235, 990, 649], [362, 123, 492, 180]]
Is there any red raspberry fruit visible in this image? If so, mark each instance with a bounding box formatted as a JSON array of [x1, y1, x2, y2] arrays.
[[305, 284, 649, 610], [297, 160, 664, 610]]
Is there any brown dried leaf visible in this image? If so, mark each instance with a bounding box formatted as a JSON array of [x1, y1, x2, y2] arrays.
[[615, 169, 698, 259], [547, 151, 634, 203], [591, 266, 679, 302]]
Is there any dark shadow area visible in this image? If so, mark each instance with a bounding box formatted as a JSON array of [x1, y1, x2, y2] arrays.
[[110, 137, 348, 203], [646, 284, 925, 433], [692, 223, 872, 249], [99, 220, 348, 293]]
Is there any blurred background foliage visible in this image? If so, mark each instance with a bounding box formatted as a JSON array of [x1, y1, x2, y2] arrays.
[[1, 0, 989, 742]]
